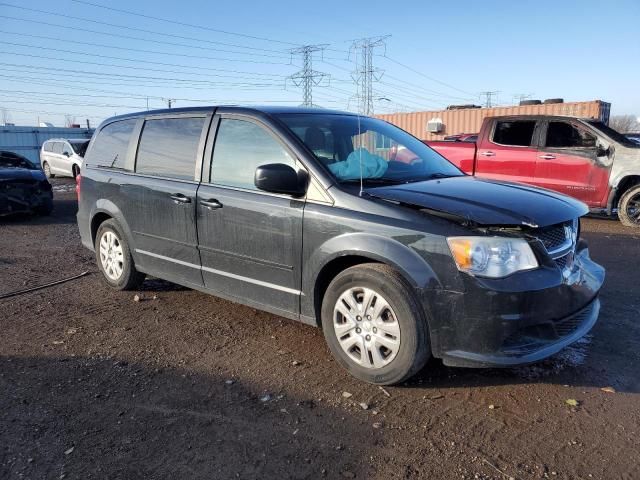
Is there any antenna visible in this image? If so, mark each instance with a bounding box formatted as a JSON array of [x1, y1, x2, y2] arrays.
[[287, 45, 330, 107]]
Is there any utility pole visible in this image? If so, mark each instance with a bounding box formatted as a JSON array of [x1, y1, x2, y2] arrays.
[[479, 91, 500, 108], [162, 98, 175, 109], [287, 45, 329, 107], [513, 93, 532, 105], [350, 35, 389, 116]]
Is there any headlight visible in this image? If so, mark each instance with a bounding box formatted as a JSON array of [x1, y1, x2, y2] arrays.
[[447, 236, 538, 278]]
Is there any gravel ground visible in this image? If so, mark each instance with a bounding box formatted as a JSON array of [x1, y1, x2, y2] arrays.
[[1, 178, 639, 480]]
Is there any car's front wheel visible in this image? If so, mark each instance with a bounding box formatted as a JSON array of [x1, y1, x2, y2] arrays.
[[95, 219, 145, 290], [321, 263, 430, 385], [618, 184, 640, 228]]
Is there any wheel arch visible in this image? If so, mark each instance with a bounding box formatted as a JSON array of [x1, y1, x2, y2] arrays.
[[89, 200, 135, 251], [614, 175, 640, 209], [304, 233, 441, 327]]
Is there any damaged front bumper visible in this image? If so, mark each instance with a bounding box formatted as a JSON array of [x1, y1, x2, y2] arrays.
[[0, 180, 53, 216], [423, 244, 605, 368]]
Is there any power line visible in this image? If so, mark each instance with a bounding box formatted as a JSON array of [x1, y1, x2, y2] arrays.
[[69, 0, 299, 46], [379, 55, 476, 97], [0, 3, 297, 52], [0, 30, 293, 61], [0, 14, 291, 57], [287, 45, 330, 106], [350, 36, 389, 115]]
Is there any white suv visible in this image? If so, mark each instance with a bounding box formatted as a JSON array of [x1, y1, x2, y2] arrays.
[[40, 138, 90, 178]]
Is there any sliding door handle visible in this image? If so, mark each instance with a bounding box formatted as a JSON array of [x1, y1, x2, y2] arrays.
[[479, 151, 495, 157], [538, 154, 556, 160]]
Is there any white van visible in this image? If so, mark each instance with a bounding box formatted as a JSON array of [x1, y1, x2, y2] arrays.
[[40, 138, 90, 178]]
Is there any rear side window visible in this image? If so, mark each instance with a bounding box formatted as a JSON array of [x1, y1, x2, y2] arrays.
[[135, 117, 205, 180], [493, 120, 536, 146], [87, 119, 137, 169], [546, 122, 596, 148], [210, 118, 296, 189]]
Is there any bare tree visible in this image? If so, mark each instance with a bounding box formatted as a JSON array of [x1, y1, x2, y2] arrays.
[[609, 115, 640, 133]]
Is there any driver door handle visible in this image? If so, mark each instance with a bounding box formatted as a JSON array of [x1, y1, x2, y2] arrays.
[[169, 193, 191, 204], [200, 198, 223, 209], [538, 154, 556, 160], [479, 151, 495, 157]]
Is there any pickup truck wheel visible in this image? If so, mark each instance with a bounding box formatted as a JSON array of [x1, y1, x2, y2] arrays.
[[618, 185, 640, 228], [321, 263, 430, 385], [95, 219, 146, 290]]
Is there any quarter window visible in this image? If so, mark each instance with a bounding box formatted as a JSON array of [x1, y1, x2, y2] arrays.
[[210, 118, 296, 189], [136, 117, 205, 180], [493, 120, 536, 147], [86, 119, 137, 170], [546, 122, 596, 148]]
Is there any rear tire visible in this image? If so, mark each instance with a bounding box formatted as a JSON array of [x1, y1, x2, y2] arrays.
[[72, 164, 80, 178], [43, 162, 54, 178], [321, 263, 431, 385], [95, 219, 146, 290], [618, 184, 640, 228]]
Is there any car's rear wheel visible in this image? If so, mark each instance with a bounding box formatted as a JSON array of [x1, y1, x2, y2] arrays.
[[321, 263, 430, 385], [43, 162, 54, 178], [95, 219, 145, 290], [72, 164, 80, 178], [618, 185, 640, 228]]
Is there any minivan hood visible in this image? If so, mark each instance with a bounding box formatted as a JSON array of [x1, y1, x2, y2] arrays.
[[365, 176, 588, 228]]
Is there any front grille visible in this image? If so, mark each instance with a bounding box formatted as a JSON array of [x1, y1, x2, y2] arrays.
[[536, 223, 569, 251], [554, 254, 569, 270]]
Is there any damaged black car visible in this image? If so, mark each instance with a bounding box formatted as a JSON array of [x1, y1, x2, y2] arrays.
[[77, 106, 605, 385], [0, 151, 53, 217]]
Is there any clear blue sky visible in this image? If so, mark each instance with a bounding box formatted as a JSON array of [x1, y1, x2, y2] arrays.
[[0, 0, 638, 126]]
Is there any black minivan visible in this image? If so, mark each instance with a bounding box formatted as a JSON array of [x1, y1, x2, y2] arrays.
[[77, 106, 604, 385]]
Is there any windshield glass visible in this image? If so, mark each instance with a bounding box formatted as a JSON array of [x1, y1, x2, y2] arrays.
[[70, 140, 90, 156], [276, 113, 463, 185], [0, 152, 35, 169], [587, 121, 640, 148]]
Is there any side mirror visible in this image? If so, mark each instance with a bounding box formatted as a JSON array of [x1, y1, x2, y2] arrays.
[[596, 143, 610, 157], [254, 163, 307, 197], [63, 151, 70, 157]]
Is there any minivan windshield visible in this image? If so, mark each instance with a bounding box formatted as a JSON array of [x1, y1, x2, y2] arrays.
[[277, 113, 463, 185]]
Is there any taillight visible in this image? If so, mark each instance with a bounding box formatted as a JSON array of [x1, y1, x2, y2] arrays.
[[75, 174, 81, 200]]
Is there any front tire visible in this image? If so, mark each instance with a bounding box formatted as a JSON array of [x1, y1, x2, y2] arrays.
[[95, 219, 145, 290], [618, 185, 640, 228], [321, 263, 431, 385]]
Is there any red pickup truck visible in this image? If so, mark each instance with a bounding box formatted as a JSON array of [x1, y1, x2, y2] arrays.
[[425, 115, 640, 227]]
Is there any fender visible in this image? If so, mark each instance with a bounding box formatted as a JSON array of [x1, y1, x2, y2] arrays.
[[89, 199, 137, 257], [300, 232, 443, 323]]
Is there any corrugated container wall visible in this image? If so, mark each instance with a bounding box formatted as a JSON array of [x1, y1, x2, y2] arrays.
[[376, 100, 610, 141], [0, 126, 94, 165]]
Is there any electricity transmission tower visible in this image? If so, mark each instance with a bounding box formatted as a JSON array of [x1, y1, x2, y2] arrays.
[[479, 91, 500, 108], [287, 45, 329, 107], [513, 93, 532, 104], [350, 36, 389, 115]]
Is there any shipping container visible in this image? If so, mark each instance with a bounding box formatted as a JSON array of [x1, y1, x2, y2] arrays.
[[376, 100, 610, 141], [0, 126, 94, 165]]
